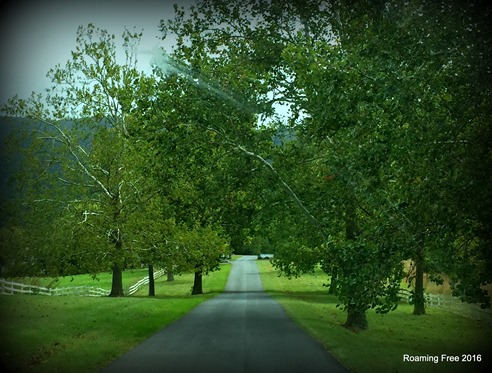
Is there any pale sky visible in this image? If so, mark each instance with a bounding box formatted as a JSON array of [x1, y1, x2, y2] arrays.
[[0, 0, 194, 105]]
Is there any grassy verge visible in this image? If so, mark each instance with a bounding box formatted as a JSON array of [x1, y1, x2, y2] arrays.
[[0, 263, 232, 373], [256, 260, 492, 373]]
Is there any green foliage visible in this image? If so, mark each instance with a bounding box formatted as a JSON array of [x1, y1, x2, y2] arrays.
[[0, 23, 240, 292], [174, 224, 231, 275], [1, 0, 490, 329], [244, 236, 273, 255], [160, 0, 492, 327], [274, 0, 491, 315], [323, 238, 403, 315], [0, 25, 156, 296]]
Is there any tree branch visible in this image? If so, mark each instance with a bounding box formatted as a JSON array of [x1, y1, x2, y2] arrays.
[[235, 144, 325, 237], [206, 126, 326, 240], [39, 119, 114, 199]]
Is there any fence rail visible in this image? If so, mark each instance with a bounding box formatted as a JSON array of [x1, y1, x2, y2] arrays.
[[0, 279, 110, 297], [127, 269, 165, 295], [0, 269, 166, 297], [398, 288, 492, 321]]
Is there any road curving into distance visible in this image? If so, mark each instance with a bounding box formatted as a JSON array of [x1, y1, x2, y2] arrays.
[[99, 255, 348, 373]]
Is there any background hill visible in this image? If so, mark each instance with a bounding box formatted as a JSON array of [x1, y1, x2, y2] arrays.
[[0, 116, 28, 200]]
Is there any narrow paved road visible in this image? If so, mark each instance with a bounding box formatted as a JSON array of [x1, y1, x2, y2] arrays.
[[99, 256, 348, 373]]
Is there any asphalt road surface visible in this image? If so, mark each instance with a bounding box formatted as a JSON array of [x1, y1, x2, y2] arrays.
[[99, 256, 348, 373]]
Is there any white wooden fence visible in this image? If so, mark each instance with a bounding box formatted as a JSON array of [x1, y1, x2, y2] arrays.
[[0, 279, 110, 296], [0, 269, 166, 297], [398, 288, 492, 321], [127, 269, 165, 295]]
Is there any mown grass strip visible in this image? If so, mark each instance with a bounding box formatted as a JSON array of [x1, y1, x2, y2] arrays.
[[0, 263, 232, 373], [256, 260, 492, 373]]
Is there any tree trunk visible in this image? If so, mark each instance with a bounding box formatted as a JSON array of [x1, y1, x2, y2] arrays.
[[345, 199, 358, 240], [167, 269, 174, 282], [109, 199, 124, 297], [413, 243, 426, 315], [191, 268, 203, 295], [328, 270, 337, 294], [109, 261, 124, 297], [342, 197, 368, 330], [344, 304, 368, 331], [148, 264, 155, 297]]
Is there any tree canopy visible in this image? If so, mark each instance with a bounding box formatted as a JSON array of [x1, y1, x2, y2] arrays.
[[158, 0, 491, 329], [1, 1, 490, 329]]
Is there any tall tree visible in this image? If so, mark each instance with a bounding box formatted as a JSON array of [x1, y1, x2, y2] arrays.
[[131, 69, 236, 295], [1, 24, 156, 296], [277, 0, 491, 318], [326, 0, 492, 314]]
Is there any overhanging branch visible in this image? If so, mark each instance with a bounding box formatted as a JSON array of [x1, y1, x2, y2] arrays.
[[206, 126, 326, 240], [235, 144, 326, 238]]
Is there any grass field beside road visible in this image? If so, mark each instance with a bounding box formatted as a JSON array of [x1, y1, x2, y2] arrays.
[[0, 263, 232, 373], [256, 259, 492, 373]]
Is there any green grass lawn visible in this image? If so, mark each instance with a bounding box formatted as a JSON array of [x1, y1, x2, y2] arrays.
[[256, 260, 492, 373], [0, 263, 232, 373]]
